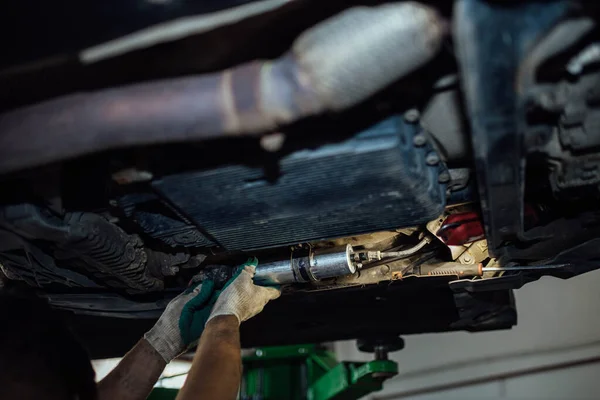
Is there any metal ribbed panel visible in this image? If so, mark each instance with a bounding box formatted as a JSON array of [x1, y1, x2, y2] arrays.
[[154, 117, 445, 250]]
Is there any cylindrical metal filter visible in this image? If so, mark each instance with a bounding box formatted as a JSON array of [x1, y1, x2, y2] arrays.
[[252, 259, 298, 286], [309, 245, 356, 281], [254, 244, 356, 286]]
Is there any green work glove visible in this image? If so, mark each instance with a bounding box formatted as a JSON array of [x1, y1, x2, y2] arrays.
[[144, 278, 216, 363], [207, 257, 281, 325]]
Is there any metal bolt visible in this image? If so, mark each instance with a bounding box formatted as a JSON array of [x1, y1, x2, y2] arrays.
[[426, 152, 440, 166], [438, 171, 450, 183], [298, 348, 307, 354], [260, 132, 285, 152], [462, 253, 473, 263], [538, 92, 558, 110], [404, 109, 420, 123], [256, 349, 263, 357], [374, 346, 389, 361], [413, 134, 427, 147], [379, 265, 391, 275]]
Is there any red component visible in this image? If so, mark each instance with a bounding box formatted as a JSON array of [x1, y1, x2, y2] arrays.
[[436, 212, 485, 246], [524, 203, 540, 228]]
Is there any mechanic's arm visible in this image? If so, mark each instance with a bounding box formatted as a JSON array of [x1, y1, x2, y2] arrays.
[[96, 338, 166, 400], [177, 264, 281, 400], [176, 315, 240, 400], [97, 278, 217, 400]]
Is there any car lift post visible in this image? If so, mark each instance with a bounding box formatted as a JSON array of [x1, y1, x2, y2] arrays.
[[240, 337, 402, 400], [148, 339, 402, 400]]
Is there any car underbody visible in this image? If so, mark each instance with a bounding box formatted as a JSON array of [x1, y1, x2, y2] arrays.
[[1, 0, 600, 357]]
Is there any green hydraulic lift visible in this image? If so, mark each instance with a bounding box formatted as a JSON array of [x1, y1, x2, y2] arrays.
[[149, 337, 403, 400]]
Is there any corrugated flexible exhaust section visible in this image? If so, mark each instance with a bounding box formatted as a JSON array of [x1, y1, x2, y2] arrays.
[[0, 3, 446, 173]]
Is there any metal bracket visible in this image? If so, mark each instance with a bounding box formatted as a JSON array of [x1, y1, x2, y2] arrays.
[[454, 0, 571, 255]]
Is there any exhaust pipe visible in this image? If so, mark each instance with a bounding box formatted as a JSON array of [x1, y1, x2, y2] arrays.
[[0, 3, 446, 173]]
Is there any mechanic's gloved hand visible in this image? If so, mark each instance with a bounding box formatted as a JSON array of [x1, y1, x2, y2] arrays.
[[207, 257, 281, 325], [144, 278, 217, 363]]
